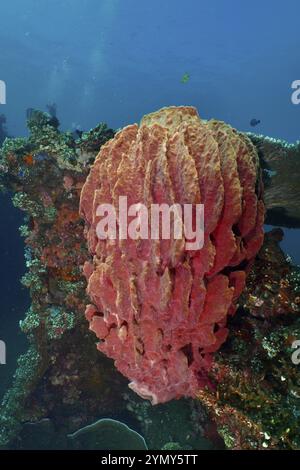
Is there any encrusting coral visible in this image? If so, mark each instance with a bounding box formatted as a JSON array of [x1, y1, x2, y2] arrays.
[[0, 110, 119, 446], [80, 106, 265, 404]]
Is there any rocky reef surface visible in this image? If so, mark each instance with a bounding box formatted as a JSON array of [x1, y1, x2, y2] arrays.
[[0, 107, 299, 450]]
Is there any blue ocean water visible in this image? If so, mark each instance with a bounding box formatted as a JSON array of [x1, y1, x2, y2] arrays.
[[0, 0, 299, 140], [1, 0, 299, 249], [0, 0, 299, 450]]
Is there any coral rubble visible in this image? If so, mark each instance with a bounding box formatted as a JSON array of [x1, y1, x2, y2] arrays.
[[80, 106, 265, 404]]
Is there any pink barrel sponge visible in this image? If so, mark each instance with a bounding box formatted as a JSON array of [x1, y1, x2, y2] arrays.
[[80, 106, 265, 404]]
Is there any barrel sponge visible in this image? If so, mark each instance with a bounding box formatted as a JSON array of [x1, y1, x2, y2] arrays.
[[80, 106, 265, 404]]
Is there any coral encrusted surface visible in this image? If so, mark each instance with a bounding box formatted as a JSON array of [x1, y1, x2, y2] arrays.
[[0, 106, 299, 450]]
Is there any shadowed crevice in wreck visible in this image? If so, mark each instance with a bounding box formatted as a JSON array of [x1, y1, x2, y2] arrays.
[[248, 133, 300, 229]]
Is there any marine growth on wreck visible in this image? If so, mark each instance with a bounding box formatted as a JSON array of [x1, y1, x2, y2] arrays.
[[0, 105, 299, 450]]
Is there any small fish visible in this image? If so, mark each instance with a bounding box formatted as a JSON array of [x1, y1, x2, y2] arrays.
[[250, 118, 261, 127], [181, 73, 190, 84]]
